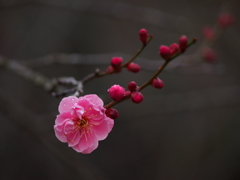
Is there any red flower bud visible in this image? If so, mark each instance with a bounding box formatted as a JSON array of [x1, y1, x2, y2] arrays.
[[131, 91, 144, 104], [128, 81, 137, 92], [127, 63, 141, 73], [124, 91, 131, 96], [159, 45, 171, 60], [218, 13, 234, 28], [203, 48, 217, 63], [105, 108, 119, 119], [151, 78, 164, 89], [178, 35, 188, 52], [111, 57, 123, 68], [105, 65, 114, 73], [169, 43, 180, 56], [139, 29, 149, 45], [203, 26, 215, 41], [108, 85, 125, 101]]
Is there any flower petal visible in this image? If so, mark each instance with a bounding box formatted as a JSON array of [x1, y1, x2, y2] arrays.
[[83, 94, 104, 107], [54, 125, 67, 142], [106, 117, 114, 131], [58, 96, 78, 113], [85, 107, 104, 122], [81, 139, 99, 154], [92, 118, 114, 140], [55, 112, 72, 125], [72, 133, 98, 153], [78, 99, 104, 121], [67, 130, 81, 147]]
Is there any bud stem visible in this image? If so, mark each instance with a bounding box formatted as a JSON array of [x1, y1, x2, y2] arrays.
[[122, 35, 153, 68], [104, 38, 197, 109], [139, 38, 197, 91], [82, 36, 153, 84]]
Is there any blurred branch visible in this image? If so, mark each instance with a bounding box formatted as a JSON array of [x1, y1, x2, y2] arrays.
[[0, 55, 52, 91], [21, 52, 225, 75], [0, 55, 84, 97], [0, 0, 189, 33]]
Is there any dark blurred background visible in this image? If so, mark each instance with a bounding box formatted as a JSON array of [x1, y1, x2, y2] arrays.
[[0, 0, 240, 179]]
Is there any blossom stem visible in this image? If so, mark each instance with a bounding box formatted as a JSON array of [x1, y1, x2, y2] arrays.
[[139, 38, 197, 91], [2, 57, 52, 91], [82, 36, 153, 84], [104, 38, 197, 109], [104, 95, 130, 109], [121, 35, 153, 68]]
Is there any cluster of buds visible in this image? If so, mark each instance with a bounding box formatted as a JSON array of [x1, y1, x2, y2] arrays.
[[108, 77, 165, 106], [106, 31, 195, 112], [54, 28, 197, 154], [159, 35, 189, 60], [202, 12, 234, 63], [106, 57, 141, 74]]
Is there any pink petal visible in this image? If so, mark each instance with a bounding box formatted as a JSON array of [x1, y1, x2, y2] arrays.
[[72, 104, 85, 118], [92, 119, 113, 140], [55, 112, 72, 125], [78, 99, 104, 121], [83, 94, 104, 107], [106, 117, 114, 131], [81, 139, 99, 154], [67, 130, 81, 147], [54, 125, 67, 142], [58, 96, 78, 113], [85, 108, 104, 122], [63, 121, 75, 134], [72, 133, 98, 153]]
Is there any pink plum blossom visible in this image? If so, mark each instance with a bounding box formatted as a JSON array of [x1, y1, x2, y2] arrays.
[[54, 94, 114, 154]]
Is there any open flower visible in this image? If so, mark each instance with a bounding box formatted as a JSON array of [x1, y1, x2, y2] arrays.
[[54, 94, 114, 154]]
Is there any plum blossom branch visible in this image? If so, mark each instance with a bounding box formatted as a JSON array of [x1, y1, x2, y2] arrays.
[[139, 38, 197, 91], [1, 55, 52, 91], [0, 55, 83, 97], [81, 35, 153, 84], [104, 37, 197, 109]]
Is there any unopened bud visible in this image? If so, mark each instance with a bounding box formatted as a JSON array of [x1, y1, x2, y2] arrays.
[[152, 78, 164, 89], [159, 45, 171, 60], [169, 43, 180, 56], [203, 26, 215, 41], [178, 35, 188, 52], [218, 13, 234, 28], [127, 63, 141, 73], [124, 91, 131, 96], [128, 81, 137, 92], [108, 85, 125, 101], [105, 108, 119, 119], [105, 65, 114, 73], [131, 91, 144, 104], [111, 57, 123, 68], [139, 29, 149, 45], [203, 48, 217, 63]]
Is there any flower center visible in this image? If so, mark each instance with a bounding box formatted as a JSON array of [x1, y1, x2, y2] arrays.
[[78, 119, 88, 128]]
